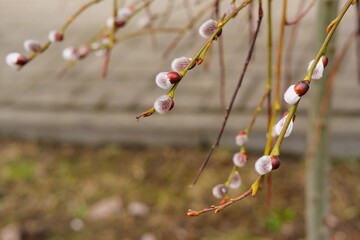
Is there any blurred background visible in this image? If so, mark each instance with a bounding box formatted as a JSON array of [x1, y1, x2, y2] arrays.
[[0, 0, 359, 239]]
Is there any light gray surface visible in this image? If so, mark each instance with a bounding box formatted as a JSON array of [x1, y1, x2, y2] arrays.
[[0, 0, 359, 156]]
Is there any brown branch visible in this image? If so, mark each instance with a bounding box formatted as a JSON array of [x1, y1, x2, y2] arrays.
[[187, 188, 253, 216], [214, 0, 220, 17], [60, 0, 104, 33], [19, 0, 104, 69], [248, 1, 255, 44], [285, 0, 316, 25], [245, 88, 269, 134], [101, 0, 118, 80], [102, 49, 111, 79], [191, 1, 263, 186]]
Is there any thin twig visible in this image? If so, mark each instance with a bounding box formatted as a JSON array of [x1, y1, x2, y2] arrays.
[[245, 89, 268, 134], [191, 1, 263, 186], [307, 32, 356, 159], [285, 0, 316, 25], [102, 0, 118, 79], [60, 0, 104, 33], [264, 0, 275, 208], [162, 3, 212, 58], [248, 1, 255, 45], [263, 0, 287, 155], [266, 0, 273, 128], [137, 0, 255, 120], [187, 188, 253, 216], [215, 0, 226, 108], [284, 0, 306, 106], [19, 0, 104, 69], [271, 0, 354, 156], [102, 49, 111, 79]]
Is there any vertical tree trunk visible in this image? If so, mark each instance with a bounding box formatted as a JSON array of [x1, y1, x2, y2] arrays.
[[305, 1, 338, 240]]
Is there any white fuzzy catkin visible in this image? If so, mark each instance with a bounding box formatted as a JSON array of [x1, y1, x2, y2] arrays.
[[6, 52, 21, 68], [23, 39, 41, 52], [235, 132, 248, 146], [198, 19, 218, 38], [106, 17, 115, 28], [307, 59, 324, 79], [212, 184, 228, 199], [62, 47, 78, 61], [171, 57, 191, 73], [155, 72, 172, 89], [274, 115, 294, 138], [117, 7, 133, 20], [232, 152, 247, 167], [48, 30, 62, 42], [284, 85, 300, 105], [254, 155, 272, 175], [154, 95, 173, 114], [229, 171, 242, 189]]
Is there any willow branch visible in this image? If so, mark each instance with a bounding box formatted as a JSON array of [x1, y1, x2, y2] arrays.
[[162, 3, 212, 58], [187, 189, 253, 216], [271, 0, 354, 156], [19, 0, 104, 69], [137, 0, 255, 120], [285, 0, 316, 25], [191, 0, 263, 186], [307, 32, 356, 159]]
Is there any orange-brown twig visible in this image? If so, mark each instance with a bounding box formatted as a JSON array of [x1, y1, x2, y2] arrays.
[[187, 188, 253, 216]]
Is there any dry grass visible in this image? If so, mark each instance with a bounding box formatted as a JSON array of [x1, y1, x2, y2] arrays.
[[0, 140, 359, 240]]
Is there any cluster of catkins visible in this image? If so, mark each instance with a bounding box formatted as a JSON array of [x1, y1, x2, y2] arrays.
[[5, 7, 134, 69], [212, 55, 328, 200], [153, 18, 220, 114]]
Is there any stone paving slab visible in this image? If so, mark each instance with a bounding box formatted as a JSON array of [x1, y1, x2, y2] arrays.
[[0, 1, 359, 156]]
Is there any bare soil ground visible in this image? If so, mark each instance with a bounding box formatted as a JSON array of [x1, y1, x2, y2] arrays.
[[0, 140, 359, 240]]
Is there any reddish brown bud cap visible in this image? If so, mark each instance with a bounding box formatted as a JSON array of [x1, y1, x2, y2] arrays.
[[270, 156, 281, 170], [322, 55, 329, 68], [167, 72, 182, 84], [115, 19, 126, 28], [16, 56, 28, 66], [55, 33, 64, 41], [294, 81, 310, 97]]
